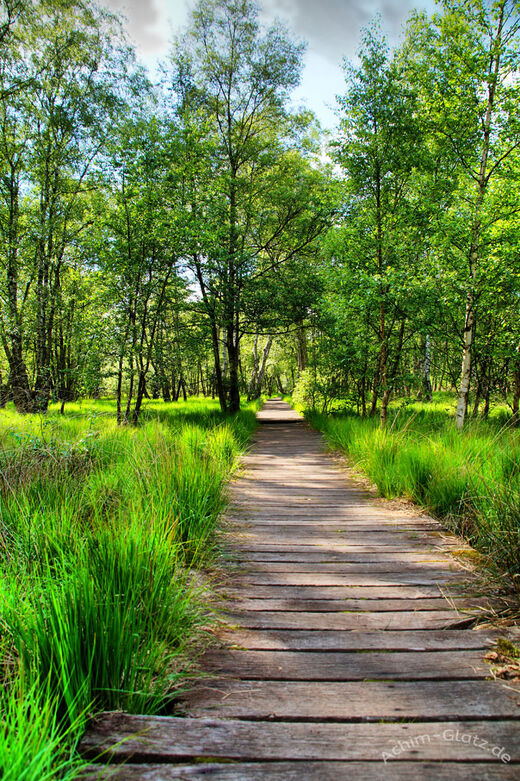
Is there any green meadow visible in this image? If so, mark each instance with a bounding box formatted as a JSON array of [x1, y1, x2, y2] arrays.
[[0, 398, 259, 780]]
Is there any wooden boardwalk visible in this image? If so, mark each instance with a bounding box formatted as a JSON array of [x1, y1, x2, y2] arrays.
[[83, 400, 520, 779]]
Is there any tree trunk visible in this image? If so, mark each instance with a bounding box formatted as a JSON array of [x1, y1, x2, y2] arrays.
[[379, 301, 388, 427], [227, 333, 240, 413], [179, 376, 187, 402], [369, 354, 380, 417], [422, 335, 432, 401], [222, 328, 228, 381], [248, 335, 272, 400], [455, 282, 476, 429], [162, 378, 171, 403], [124, 363, 134, 424], [482, 373, 491, 419], [116, 355, 124, 424], [247, 334, 260, 401], [257, 336, 273, 397], [211, 322, 226, 412], [381, 317, 406, 427], [131, 372, 147, 425], [2, 165, 36, 413]]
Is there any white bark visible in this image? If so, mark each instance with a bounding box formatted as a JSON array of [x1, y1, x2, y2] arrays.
[[455, 293, 475, 429], [423, 334, 432, 400]]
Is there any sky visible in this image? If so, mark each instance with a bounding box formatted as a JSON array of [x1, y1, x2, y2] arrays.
[[102, 0, 437, 129]]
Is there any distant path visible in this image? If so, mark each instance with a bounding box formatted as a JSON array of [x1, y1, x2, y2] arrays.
[[83, 400, 520, 779]]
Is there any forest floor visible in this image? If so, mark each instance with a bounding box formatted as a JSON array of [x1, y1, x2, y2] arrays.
[[82, 399, 520, 780]]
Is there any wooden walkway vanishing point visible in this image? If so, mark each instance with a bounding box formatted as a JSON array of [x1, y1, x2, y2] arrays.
[[83, 400, 520, 779]]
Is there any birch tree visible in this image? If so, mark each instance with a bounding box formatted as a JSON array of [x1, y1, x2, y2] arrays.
[[405, 0, 520, 427], [174, 0, 332, 413], [334, 26, 422, 425], [0, 0, 130, 411]]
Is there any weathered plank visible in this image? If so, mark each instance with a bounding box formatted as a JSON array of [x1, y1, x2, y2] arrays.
[[80, 715, 520, 762], [230, 572, 469, 587], [81, 762, 520, 780], [229, 540, 465, 550], [201, 649, 490, 680], [239, 561, 464, 573], [234, 517, 441, 528], [224, 597, 487, 613], [237, 513, 441, 522], [238, 532, 467, 547], [186, 680, 520, 720], [223, 609, 465, 630], [218, 628, 498, 651], [225, 584, 458, 599], [238, 522, 441, 533], [227, 550, 449, 562]]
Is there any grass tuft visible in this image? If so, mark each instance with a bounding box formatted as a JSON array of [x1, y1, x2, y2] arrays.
[[0, 396, 258, 775], [308, 397, 520, 581]]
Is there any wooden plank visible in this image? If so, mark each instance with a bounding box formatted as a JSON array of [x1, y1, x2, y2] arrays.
[[242, 523, 442, 532], [234, 506, 436, 512], [226, 584, 458, 599], [233, 483, 346, 491], [81, 761, 520, 780], [233, 497, 387, 505], [224, 610, 468, 630], [232, 505, 431, 511], [228, 541, 463, 551], [186, 680, 520, 720], [239, 532, 464, 546], [227, 551, 448, 562], [217, 629, 498, 651], [237, 526, 451, 537], [231, 572, 469, 587], [201, 649, 490, 680], [80, 715, 520, 761], [224, 597, 487, 613], [235, 516, 441, 525], [239, 561, 464, 573]]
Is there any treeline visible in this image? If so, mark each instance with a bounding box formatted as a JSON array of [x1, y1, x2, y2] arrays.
[[1, 0, 520, 427]]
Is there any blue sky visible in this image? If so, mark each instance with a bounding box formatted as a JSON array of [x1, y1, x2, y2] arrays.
[[102, 0, 437, 129]]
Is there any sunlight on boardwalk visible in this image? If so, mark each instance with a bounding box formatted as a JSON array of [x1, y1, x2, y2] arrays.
[[82, 401, 520, 780]]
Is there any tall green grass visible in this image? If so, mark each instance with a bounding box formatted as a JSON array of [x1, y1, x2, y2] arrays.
[[0, 675, 88, 781], [0, 397, 259, 778], [308, 399, 520, 582]]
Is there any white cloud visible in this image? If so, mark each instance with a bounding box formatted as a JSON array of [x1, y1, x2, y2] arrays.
[[98, 0, 438, 128]]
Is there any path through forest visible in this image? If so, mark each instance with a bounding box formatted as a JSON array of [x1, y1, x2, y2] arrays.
[[83, 400, 520, 779]]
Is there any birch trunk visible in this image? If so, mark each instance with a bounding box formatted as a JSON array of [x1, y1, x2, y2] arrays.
[[247, 334, 260, 401], [423, 335, 432, 401], [255, 336, 273, 398]]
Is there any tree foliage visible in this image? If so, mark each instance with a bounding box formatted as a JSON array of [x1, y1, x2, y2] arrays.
[[1, 0, 520, 427]]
